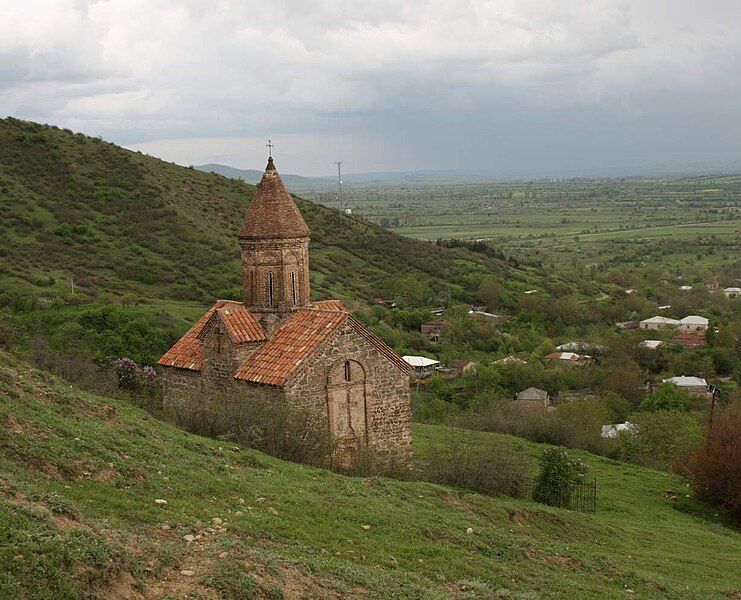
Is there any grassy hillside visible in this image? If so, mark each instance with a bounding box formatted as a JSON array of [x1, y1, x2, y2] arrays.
[[0, 117, 568, 309], [1, 349, 739, 599]]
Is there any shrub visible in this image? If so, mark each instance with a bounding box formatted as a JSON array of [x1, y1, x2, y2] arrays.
[[425, 428, 532, 499], [453, 396, 613, 455], [111, 357, 161, 409], [0, 313, 24, 348], [168, 392, 336, 468], [691, 407, 741, 523], [547, 398, 613, 454], [532, 446, 588, 507], [622, 410, 703, 474]]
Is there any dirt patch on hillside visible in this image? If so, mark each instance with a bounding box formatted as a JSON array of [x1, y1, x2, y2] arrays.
[[441, 490, 480, 518]]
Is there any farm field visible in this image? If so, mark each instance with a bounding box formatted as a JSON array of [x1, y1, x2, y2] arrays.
[[301, 176, 741, 273]]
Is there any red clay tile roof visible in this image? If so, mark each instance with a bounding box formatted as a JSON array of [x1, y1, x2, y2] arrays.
[[160, 298, 410, 383], [213, 304, 265, 344], [235, 304, 410, 386], [237, 157, 310, 240], [158, 300, 265, 371], [235, 307, 347, 385], [312, 299, 346, 311], [672, 332, 706, 348]]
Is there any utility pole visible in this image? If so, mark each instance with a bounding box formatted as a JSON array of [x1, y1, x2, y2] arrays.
[[335, 161, 343, 212], [70, 276, 75, 295]]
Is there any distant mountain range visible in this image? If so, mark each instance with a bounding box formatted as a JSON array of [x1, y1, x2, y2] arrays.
[[195, 163, 492, 191], [197, 161, 741, 190]]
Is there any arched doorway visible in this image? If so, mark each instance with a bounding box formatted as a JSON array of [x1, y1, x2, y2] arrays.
[[327, 359, 367, 466]]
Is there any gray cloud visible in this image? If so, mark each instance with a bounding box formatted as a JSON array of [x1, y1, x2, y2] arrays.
[[2, 0, 740, 175]]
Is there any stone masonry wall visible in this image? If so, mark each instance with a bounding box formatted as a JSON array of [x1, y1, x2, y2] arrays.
[[161, 321, 282, 435], [286, 322, 412, 466], [161, 321, 411, 469]]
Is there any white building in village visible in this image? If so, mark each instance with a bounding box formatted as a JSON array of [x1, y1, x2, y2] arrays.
[[639, 316, 681, 330], [402, 355, 440, 378], [679, 315, 709, 332]]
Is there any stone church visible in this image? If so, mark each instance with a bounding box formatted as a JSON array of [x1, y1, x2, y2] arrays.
[[158, 157, 412, 466]]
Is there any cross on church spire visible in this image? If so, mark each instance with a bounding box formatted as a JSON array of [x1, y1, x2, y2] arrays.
[[266, 139, 274, 158]]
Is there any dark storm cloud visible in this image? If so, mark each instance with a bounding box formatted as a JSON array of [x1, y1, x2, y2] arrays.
[[2, 0, 740, 175]]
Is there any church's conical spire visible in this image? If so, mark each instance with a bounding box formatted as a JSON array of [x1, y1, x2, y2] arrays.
[[238, 157, 309, 240], [238, 153, 312, 324]]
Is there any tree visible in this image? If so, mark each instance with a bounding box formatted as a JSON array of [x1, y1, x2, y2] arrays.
[[477, 278, 502, 309], [623, 410, 703, 473], [691, 407, 741, 523], [599, 358, 645, 407], [549, 398, 613, 453], [640, 383, 694, 412]]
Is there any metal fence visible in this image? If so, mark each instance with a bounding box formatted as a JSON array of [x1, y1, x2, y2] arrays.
[[557, 479, 597, 513], [525, 478, 598, 513]]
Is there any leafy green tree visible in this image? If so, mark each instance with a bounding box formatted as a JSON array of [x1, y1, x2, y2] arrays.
[[623, 410, 703, 474], [640, 383, 694, 412], [477, 278, 502, 309]]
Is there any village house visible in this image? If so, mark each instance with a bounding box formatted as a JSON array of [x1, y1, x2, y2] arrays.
[[158, 157, 412, 468], [514, 387, 552, 412], [679, 315, 709, 332], [495, 355, 527, 365], [723, 287, 741, 299], [639, 339, 665, 349], [556, 341, 604, 353], [544, 351, 591, 364], [402, 355, 440, 378], [373, 296, 397, 308], [468, 309, 503, 322], [615, 320, 639, 330], [420, 318, 447, 343], [639, 316, 681, 330], [662, 376, 711, 399], [601, 422, 638, 439]]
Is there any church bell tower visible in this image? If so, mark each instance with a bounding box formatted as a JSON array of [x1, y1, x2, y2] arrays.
[[237, 155, 311, 332]]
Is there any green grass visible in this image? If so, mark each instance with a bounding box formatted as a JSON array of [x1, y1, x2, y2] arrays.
[[0, 117, 563, 309], [1, 350, 739, 598]]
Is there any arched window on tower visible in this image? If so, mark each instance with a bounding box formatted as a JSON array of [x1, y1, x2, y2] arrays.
[[290, 271, 297, 306], [268, 272, 274, 307]]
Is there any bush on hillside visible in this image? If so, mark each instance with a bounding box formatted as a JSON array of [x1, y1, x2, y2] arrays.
[[691, 407, 741, 523], [620, 410, 703, 474], [425, 428, 532, 499], [532, 447, 588, 507], [111, 357, 161, 410], [547, 398, 613, 454], [452, 396, 613, 456], [168, 392, 336, 468]]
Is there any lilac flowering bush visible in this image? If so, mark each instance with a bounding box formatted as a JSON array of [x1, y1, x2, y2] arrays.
[[112, 357, 161, 407]]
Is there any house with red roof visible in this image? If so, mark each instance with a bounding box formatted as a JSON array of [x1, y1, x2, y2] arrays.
[[158, 157, 412, 467]]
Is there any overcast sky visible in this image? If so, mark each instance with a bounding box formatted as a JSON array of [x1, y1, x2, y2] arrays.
[[2, 0, 741, 176]]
